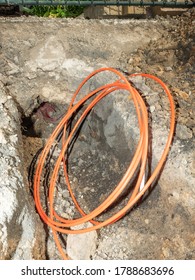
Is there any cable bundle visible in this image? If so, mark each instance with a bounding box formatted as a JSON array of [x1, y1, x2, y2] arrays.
[[33, 68, 175, 260]]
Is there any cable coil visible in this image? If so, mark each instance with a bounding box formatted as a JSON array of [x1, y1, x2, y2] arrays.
[[33, 68, 175, 260]]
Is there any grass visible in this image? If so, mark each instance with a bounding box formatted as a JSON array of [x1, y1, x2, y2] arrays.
[[22, 5, 84, 18]]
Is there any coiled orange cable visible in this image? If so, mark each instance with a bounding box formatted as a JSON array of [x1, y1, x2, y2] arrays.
[[33, 68, 175, 260]]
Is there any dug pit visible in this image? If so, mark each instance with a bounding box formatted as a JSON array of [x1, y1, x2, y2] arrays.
[[21, 73, 142, 259], [20, 72, 187, 260], [0, 11, 194, 259]]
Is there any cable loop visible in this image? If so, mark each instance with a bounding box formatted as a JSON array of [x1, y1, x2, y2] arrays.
[[33, 68, 175, 260]]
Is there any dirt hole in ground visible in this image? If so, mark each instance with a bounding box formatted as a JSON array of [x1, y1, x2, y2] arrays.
[[22, 89, 141, 215], [21, 71, 175, 259], [21, 71, 170, 259]]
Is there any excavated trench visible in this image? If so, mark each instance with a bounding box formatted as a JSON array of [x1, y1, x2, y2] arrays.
[[20, 72, 170, 260], [10, 58, 195, 260], [21, 77, 143, 258], [0, 11, 194, 260]]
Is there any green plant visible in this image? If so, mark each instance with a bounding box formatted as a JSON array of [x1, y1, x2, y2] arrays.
[[22, 5, 84, 18]]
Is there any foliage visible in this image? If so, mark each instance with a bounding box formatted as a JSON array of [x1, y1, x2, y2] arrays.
[[22, 5, 84, 18]]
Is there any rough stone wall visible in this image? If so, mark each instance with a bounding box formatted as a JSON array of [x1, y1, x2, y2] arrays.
[[0, 83, 45, 259]]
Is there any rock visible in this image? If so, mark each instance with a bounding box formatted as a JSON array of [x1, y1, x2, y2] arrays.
[[62, 58, 94, 78], [41, 85, 62, 102], [25, 36, 65, 72], [78, 158, 84, 167], [172, 87, 189, 101], [165, 66, 173, 72], [176, 124, 193, 140], [150, 105, 155, 113], [6, 61, 20, 75], [66, 222, 98, 260], [146, 49, 176, 67], [0, 88, 45, 260]]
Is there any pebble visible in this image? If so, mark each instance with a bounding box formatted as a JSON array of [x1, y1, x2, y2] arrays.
[[150, 105, 156, 113], [66, 208, 73, 215], [0, 94, 8, 104], [176, 124, 193, 140], [78, 158, 84, 166], [64, 201, 70, 208], [62, 190, 70, 198], [67, 222, 98, 260], [165, 66, 173, 71], [0, 129, 7, 144]]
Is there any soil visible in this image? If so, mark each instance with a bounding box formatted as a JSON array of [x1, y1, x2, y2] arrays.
[[0, 8, 194, 260]]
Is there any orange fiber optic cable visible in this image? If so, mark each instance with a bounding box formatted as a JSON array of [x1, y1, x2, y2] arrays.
[[33, 67, 175, 260]]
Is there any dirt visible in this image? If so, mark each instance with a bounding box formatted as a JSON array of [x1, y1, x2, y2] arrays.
[[0, 8, 194, 260]]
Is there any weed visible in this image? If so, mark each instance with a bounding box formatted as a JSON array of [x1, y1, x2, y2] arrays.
[[22, 5, 84, 18]]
